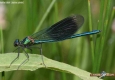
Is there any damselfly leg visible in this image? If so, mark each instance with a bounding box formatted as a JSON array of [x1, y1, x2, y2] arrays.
[[39, 44, 46, 68], [17, 47, 29, 70], [10, 47, 31, 69], [9, 47, 20, 67], [29, 44, 46, 68]]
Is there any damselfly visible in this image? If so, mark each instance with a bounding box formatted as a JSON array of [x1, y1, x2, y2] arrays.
[[10, 15, 100, 69]]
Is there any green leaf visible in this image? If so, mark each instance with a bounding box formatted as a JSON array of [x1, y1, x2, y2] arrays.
[[0, 53, 102, 80]]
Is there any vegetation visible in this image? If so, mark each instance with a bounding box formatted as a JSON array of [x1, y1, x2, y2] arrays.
[[0, 0, 115, 80]]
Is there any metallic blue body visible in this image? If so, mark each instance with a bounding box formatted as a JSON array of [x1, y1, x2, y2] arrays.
[[33, 30, 100, 44], [12, 15, 101, 69], [14, 15, 101, 47]]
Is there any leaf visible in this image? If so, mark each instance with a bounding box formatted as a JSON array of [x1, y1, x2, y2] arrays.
[[0, 53, 102, 80]]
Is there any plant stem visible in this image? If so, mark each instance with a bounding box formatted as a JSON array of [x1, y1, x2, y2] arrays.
[[0, 26, 5, 80], [34, 0, 56, 33], [87, 0, 95, 68]]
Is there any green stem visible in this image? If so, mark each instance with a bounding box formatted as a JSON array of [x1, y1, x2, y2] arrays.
[[105, 7, 115, 71], [34, 0, 56, 33], [98, 0, 112, 72], [94, 0, 113, 72], [93, 0, 105, 72], [0, 27, 4, 53], [0, 27, 5, 80], [87, 0, 94, 67]]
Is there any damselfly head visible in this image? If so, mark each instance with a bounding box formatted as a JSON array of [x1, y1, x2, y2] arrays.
[[14, 39, 20, 47]]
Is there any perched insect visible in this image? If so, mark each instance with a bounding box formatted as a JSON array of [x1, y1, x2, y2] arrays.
[[10, 15, 100, 69]]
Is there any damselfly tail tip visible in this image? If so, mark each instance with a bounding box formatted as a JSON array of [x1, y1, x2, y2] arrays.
[[99, 30, 101, 32], [92, 30, 101, 33], [97, 30, 101, 33]]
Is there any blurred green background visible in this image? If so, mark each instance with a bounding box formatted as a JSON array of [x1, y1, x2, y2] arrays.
[[0, 0, 115, 80]]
